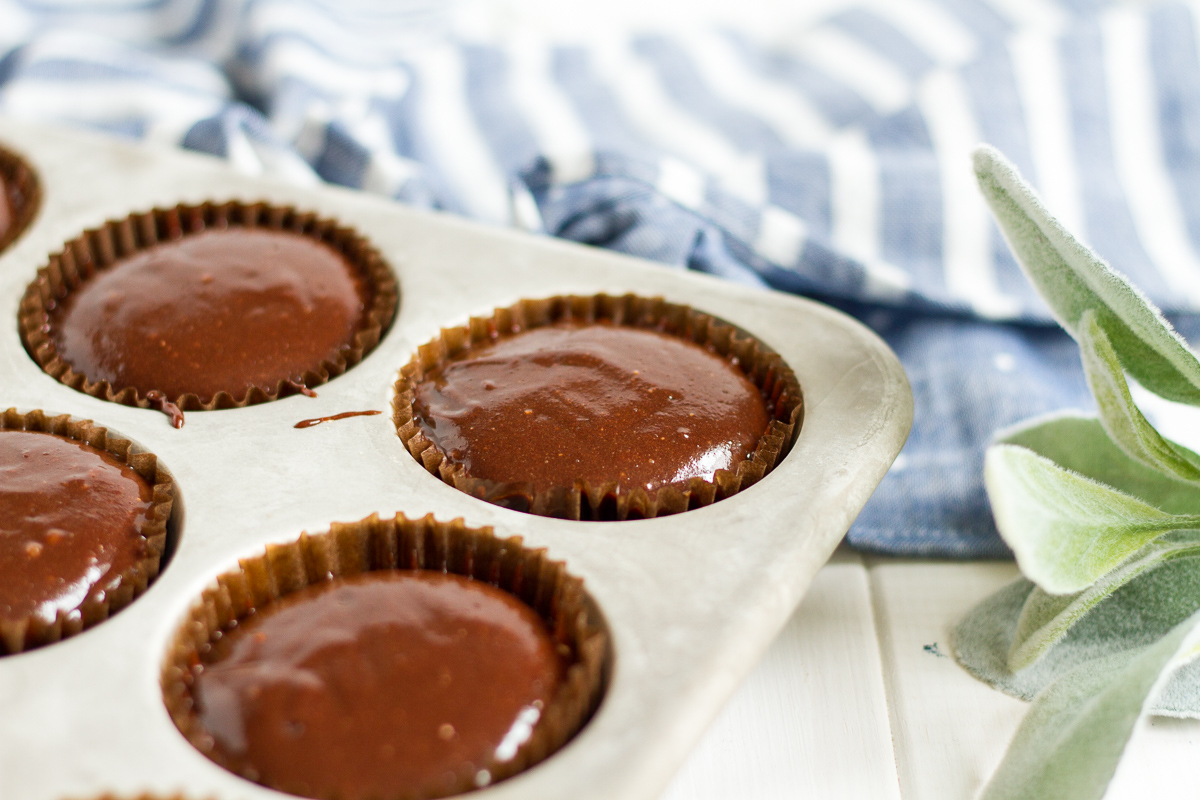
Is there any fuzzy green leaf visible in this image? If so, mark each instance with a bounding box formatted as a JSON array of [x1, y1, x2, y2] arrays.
[[996, 413, 1200, 516], [974, 145, 1200, 405], [1079, 310, 1200, 482], [1008, 532, 1200, 671], [980, 609, 1200, 800], [985, 444, 1200, 594], [952, 557, 1200, 716]]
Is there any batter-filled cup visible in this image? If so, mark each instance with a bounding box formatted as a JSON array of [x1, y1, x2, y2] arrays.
[[19, 201, 398, 427], [162, 513, 609, 800], [0, 142, 41, 255], [0, 408, 174, 655], [394, 294, 803, 520]]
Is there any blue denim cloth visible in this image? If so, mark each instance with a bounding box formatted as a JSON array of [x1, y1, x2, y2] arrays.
[[3, 0, 1198, 555]]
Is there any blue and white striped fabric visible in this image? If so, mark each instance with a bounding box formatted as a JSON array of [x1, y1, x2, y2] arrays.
[[3, 0, 1199, 556]]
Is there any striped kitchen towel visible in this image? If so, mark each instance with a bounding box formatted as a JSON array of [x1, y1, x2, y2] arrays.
[[3, 0, 1198, 557]]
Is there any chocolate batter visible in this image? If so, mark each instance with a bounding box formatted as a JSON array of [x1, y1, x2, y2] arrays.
[[412, 323, 771, 493], [47, 228, 368, 403], [0, 431, 153, 625], [194, 571, 563, 800], [0, 175, 11, 241], [294, 409, 381, 429]]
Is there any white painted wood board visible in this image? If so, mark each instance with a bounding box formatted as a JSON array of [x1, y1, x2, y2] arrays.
[[662, 549, 901, 800], [665, 558, 1200, 800]]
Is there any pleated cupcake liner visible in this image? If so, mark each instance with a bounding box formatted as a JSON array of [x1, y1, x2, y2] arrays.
[[0, 408, 175, 656], [393, 293, 803, 521], [19, 201, 398, 422], [161, 512, 610, 800]]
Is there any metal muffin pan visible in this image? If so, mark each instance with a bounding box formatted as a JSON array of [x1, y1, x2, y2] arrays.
[[0, 118, 913, 800]]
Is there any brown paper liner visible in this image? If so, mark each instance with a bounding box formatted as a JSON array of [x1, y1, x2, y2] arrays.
[[161, 512, 610, 800], [0, 143, 41, 255], [0, 408, 175, 656], [18, 201, 399, 418], [393, 293, 804, 521]]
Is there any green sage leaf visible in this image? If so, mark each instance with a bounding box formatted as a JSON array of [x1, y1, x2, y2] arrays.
[[1078, 310, 1200, 482], [980, 609, 1200, 800], [985, 444, 1200, 594], [996, 413, 1200, 515], [974, 145, 1200, 405], [952, 556, 1200, 716], [1008, 531, 1200, 671]]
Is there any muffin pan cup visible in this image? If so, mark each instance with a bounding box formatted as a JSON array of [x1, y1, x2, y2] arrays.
[[0, 408, 175, 655], [18, 200, 399, 421], [394, 293, 802, 520], [161, 512, 608, 799], [0, 117, 912, 800], [0, 142, 40, 255]]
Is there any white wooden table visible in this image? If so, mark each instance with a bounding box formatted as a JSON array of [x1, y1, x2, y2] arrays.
[[660, 548, 1200, 800]]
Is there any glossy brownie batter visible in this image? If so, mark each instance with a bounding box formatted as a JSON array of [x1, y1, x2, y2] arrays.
[[412, 322, 771, 493], [194, 571, 564, 800], [0, 174, 12, 241], [0, 430, 153, 626], [47, 228, 368, 403]]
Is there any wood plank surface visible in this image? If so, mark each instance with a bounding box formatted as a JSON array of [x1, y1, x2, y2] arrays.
[[665, 557, 1200, 799], [662, 550, 901, 800], [868, 561, 1029, 800]]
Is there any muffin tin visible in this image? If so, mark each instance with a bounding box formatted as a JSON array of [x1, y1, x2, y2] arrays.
[[0, 117, 912, 800]]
